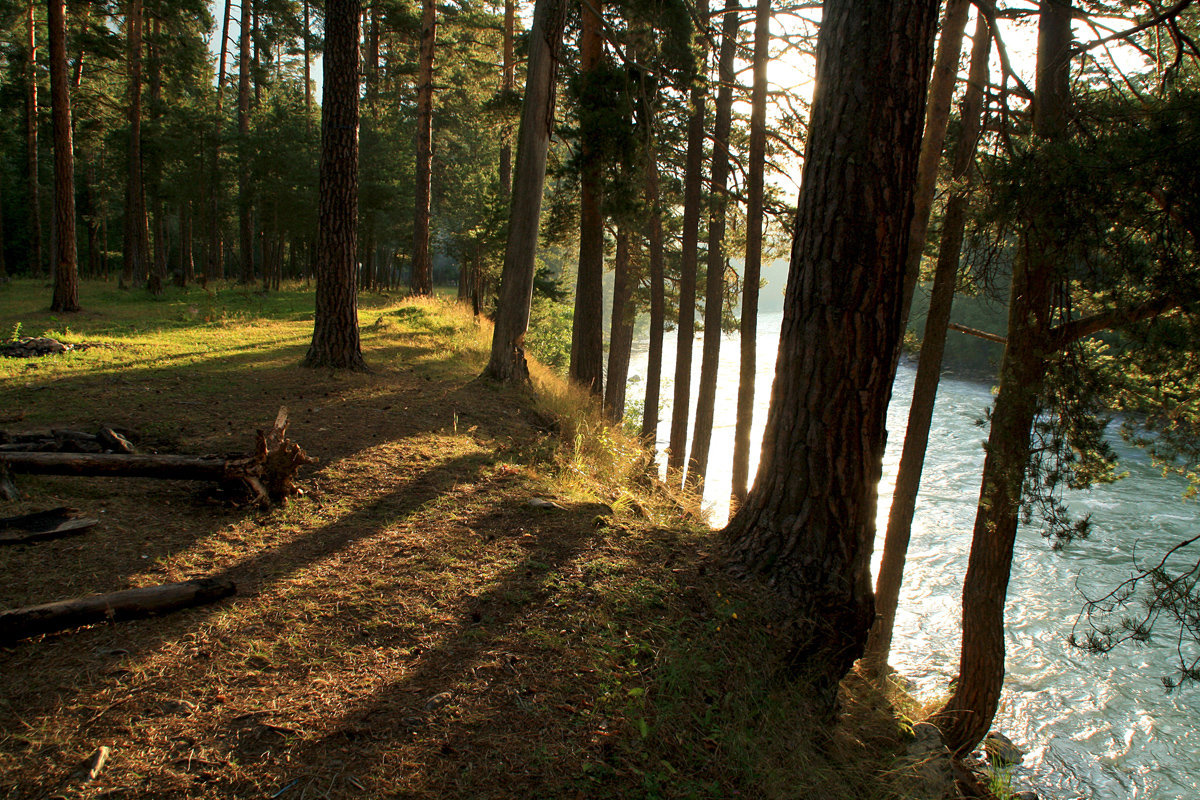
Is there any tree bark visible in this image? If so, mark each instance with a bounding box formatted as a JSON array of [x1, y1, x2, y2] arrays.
[[722, 0, 939, 718], [730, 0, 770, 507], [121, 0, 149, 289], [604, 228, 634, 422], [27, 1, 43, 278], [666, 0, 709, 475], [935, 0, 1072, 756], [569, 0, 606, 396], [484, 0, 568, 384], [305, 0, 366, 371], [687, 0, 740, 490], [0, 579, 236, 644], [899, 0, 972, 332], [411, 0, 436, 296], [48, 0, 79, 312], [865, 11, 992, 672], [237, 0, 253, 284], [146, 15, 166, 297]]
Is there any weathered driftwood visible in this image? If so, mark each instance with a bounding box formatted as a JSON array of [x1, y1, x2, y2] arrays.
[[0, 506, 99, 546], [0, 408, 313, 505], [0, 578, 236, 644]]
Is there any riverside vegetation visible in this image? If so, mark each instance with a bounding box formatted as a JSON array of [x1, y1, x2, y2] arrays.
[[0, 279, 961, 799]]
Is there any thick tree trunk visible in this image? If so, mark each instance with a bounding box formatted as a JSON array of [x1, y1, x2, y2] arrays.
[[687, 0, 740, 490], [411, 0, 436, 296], [730, 0, 770, 507], [48, 0, 78, 312], [121, 0, 149, 289], [569, 0, 606, 396], [484, 0, 568, 384], [666, 0, 709, 475], [26, 1, 43, 278], [0, 579, 236, 644], [935, 0, 1072, 756], [237, 0, 253, 284], [305, 0, 366, 371], [899, 0, 971, 331], [639, 80, 665, 444], [604, 229, 635, 422], [865, 12, 991, 672], [0, 166, 7, 278], [499, 0, 515, 200], [722, 0, 939, 718]]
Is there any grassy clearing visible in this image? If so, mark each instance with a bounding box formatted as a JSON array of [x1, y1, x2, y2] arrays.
[[0, 279, 948, 799]]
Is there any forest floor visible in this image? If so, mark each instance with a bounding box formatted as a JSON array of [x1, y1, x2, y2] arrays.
[[0, 280, 947, 800]]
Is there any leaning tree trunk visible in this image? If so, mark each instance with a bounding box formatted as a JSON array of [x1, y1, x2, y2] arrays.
[[568, 0, 606, 396], [410, 0, 436, 296], [483, 0, 568, 384], [687, 0, 740, 491], [935, 0, 1073, 756], [666, 0, 709, 475], [899, 0, 971, 331], [26, 1, 43, 279], [722, 0, 939, 719], [121, 0, 150, 289], [730, 0, 771, 507], [865, 11, 992, 672], [303, 0, 366, 371], [48, 0, 79, 312], [604, 229, 635, 422]]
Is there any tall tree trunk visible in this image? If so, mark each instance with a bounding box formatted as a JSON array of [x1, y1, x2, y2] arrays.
[[865, 11, 992, 672], [304, 0, 365, 371], [666, 0, 709, 475], [722, 0, 939, 718], [935, 0, 1073, 756], [121, 0, 149, 289], [303, 0, 312, 127], [27, 1, 43, 278], [604, 228, 634, 421], [639, 76, 665, 444], [237, 0, 253, 284], [484, 0, 568, 384], [687, 0, 740, 490], [730, 0, 770, 507], [899, 0, 972, 331], [411, 0, 436, 296], [0, 166, 7, 279], [47, 0, 78, 312], [569, 0, 605, 396], [208, 0, 231, 284], [499, 0, 515, 200], [146, 15, 166, 296], [180, 201, 194, 286]]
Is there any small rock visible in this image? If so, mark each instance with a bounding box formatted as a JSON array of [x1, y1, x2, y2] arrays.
[[424, 691, 453, 711], [984, 731, 1027, 767], [1013, 792, 1039, 800], [527, 497, 565, 510], [907, 722, 954, 789]]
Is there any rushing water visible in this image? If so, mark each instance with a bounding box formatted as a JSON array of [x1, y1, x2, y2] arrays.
[[627, 311, 1200, 799]]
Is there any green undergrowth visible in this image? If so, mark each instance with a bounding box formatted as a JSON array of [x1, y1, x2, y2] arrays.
[[0, 279, 945, 799]]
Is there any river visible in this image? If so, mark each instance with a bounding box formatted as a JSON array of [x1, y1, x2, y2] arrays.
[[626, 310, 1200, 799]]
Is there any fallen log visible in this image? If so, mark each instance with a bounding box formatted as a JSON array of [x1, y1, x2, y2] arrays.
[[0, 408, 313, 505], [0, 507, 99, 546], [0, 578, 236, 644]]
